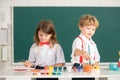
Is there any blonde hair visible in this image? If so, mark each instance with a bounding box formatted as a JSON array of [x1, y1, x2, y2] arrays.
[[34, 20, 58, 46], [78, 14, 99, 28]]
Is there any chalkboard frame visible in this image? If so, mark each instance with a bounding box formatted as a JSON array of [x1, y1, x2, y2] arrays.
[[13, 7, 120, 62]]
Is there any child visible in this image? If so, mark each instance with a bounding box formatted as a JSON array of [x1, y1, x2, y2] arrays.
[[24, 20, 65, 80], [71, 14, 100, 80]]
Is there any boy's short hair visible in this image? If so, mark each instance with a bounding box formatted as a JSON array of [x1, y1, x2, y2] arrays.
[[78, 14, 99, 28]]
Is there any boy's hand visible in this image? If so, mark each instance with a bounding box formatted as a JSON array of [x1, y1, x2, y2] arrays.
[[74, 49, 90, 60], [92, 62, 99, 66], [24, 61, 34, 68], [83, 52, 91, 60]]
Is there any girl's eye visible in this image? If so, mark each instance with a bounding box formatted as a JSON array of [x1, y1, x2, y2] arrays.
[[45, 35, 48, 37], [39, 34, 42, 37]]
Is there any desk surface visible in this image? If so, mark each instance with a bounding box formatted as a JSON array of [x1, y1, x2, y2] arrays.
[[0, 63, 120, 78]]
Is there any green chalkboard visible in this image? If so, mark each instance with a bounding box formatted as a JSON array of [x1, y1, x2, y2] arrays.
[[14, 7, 120, 62]]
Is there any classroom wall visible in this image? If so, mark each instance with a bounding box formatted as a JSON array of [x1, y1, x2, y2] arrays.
[[0, 0, 120, 65]]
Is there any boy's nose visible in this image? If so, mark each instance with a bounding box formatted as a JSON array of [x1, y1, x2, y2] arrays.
[[90, 30, 93, 33]]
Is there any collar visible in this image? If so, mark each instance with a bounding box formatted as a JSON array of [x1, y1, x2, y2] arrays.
[[39, 41, 50, 46], [79, 33, 93, 44]]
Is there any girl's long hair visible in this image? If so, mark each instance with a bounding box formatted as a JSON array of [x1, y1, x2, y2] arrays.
[[34, 20, 58, 46]]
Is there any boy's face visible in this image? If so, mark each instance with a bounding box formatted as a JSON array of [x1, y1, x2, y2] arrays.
[[38, 30, 52, 42], [79, 25, 96, 39]]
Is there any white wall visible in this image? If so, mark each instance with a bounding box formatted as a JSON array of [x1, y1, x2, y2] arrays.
[[0, 0, 120, 65], [0, 0, 12, 66]]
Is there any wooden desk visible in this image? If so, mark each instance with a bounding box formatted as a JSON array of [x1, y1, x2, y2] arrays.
[[0, 63, 120, 80]]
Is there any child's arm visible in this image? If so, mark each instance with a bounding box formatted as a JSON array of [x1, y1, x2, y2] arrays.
[[93, 61, 99, 66], [24, 61, 34, 68], [53, 44, 65, 67], [74, 48, 90, 60], [53, 63, 65, 67]]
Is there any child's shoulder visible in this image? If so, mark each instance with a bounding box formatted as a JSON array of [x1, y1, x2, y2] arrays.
[[54, 43, 60, 47], [73, 36, 82, 42], [31, 43, 38, 48], [53, 43, 63, 48], [90, 39, 96, 46]]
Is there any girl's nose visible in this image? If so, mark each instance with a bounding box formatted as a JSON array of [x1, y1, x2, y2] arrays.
[[42, 36, 46, 40]]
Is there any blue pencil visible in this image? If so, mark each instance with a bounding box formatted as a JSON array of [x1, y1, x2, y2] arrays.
[[88, 45, 91, 65]]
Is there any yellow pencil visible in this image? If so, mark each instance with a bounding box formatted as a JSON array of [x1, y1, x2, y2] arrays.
[[118, 51, 120, 57]]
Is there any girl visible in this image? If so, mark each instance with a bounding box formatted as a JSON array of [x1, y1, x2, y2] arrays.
[[24, 20, 65, 80]]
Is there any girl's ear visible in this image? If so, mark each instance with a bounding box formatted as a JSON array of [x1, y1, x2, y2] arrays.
[[50, 34, 53, 40]]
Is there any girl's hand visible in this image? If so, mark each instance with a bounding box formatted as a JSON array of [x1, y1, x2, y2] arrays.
[[54, 63, 65, 67], [24, 61, 34, 68]]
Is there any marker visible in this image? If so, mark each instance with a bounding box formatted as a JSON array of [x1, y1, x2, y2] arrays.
[[118, 51, 120, 58], [79, 56, 83, 71], [79, 56, 83, 64], [88, 45, 91, 65], [118, 51, 120, 68]]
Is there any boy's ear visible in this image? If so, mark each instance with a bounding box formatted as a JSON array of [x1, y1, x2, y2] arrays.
[[79, 26, 81, 30]]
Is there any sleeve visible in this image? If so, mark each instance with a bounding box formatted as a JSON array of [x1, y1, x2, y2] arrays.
[[71, 38, 83, 58], [28, 44, 36, 63], [55, 44, 65, 64], [71, 38, 83, 63]]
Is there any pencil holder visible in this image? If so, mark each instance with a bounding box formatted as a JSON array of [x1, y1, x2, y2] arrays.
[[83, 64, 93, 73], [48, 66, 53, 75], [118, 62, 120, 68], [109, 63, 118, 71], [58, 67, 62, 72], [54, 67, 57, 72], [118, 58, 120, 68], [93, 65, 99, 69], [63, 66, 67, 72]]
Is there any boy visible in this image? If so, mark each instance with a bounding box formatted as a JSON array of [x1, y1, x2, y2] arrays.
[[71, 14, 100, 80]]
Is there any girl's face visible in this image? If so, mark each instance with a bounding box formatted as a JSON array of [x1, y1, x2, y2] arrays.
[[79, 25, 96, 39], [38, 30, 52, 42]]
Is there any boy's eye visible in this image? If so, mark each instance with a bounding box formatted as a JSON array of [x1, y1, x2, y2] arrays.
[[87, 27, 90, 30], [92, 29, 95, 31]]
